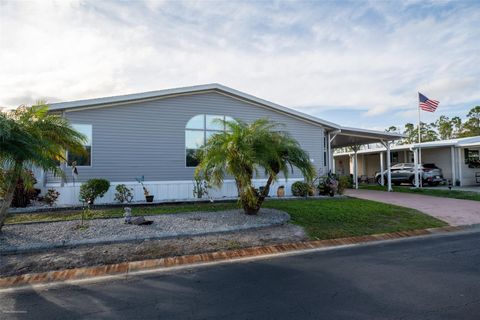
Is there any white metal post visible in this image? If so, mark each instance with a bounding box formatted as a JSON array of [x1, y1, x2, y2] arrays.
[[327, 132, 332, 172], [386, 142, 392, 192], [450, 146, 456, 186], [354, 147, 358, 189], [457, 148, 463, 186], [362, 154, 366, 178], [413, 148, 419, 188], [380, 152, 385, 186]]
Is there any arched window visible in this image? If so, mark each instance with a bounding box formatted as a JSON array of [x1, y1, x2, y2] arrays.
[[185, 114, 234, 167]]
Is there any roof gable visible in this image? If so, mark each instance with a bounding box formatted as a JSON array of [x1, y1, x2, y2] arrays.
[[48, 83, 340, 129]]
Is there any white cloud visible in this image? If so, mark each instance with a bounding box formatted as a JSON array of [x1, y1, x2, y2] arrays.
[[0, 0, 479, 129]]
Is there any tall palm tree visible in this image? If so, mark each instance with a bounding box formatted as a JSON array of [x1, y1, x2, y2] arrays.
[[0, 103, 86, 230], [196, 118, 315, 215]]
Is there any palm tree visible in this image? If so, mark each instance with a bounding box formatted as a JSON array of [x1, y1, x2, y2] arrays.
[[0, 103, 86, 230], [195, 118, 315, 215]]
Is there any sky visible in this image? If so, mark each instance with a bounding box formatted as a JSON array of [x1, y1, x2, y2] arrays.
[[1, 0, 479, 131]]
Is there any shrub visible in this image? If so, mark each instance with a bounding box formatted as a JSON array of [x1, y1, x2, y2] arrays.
[[291, 181, 311, 197], [193, 174, 210, 199], [79, 178, 110, 204], [114, 184, 133, 203], [44, 189, 60, 206], [337, 176, 351, 195]]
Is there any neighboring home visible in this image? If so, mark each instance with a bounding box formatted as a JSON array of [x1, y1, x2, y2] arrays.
[[334, 136, 480, 187], [38, 84, 402, 204]]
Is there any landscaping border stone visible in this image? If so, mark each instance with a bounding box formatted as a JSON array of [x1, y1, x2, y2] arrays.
[[0, 225, 462, 289]]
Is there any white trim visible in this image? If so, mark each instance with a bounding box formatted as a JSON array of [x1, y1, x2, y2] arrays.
[[44, 178, 304, 205]]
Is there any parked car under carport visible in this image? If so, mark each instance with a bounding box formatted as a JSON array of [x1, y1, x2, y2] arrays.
[[375, 163, 444, 186]]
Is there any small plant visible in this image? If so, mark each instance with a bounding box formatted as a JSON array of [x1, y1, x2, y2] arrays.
[[291, 181, 312, 197], [136, 176, 154, 202], [317, 173, 338, 197], [114, 184, 134, 203], [80, 205, 93, 228], [337, 175, 351, 195], [193, 174, 210, 199], [79, 178, 110, 205], [44, 189, 60, 206]]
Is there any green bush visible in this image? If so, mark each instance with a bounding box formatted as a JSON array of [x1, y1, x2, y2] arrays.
[[291, 181, 311, 197], [79, 179, 110, 204], [114, 184, 133, 203], [337, 175, 352, 195]]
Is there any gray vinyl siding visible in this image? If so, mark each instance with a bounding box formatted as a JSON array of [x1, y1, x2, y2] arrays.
[[49, 92, 326, 183]]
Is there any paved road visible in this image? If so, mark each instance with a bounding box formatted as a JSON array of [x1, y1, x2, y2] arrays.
[[2, 230, 480, 319], [346, 189, 480, 226]]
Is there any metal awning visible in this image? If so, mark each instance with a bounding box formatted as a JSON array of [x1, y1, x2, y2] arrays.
[[331, 127, 403, 148]]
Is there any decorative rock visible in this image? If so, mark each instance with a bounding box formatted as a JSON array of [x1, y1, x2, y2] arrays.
[[1, 208, 290, 253], [131, 216, 153, 225]]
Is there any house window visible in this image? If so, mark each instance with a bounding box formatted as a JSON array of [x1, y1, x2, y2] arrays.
[[465, 149, 480, 168], [67, 124, 92, 166], [185, 115, 233, 167], [391, 152, 399, 164]]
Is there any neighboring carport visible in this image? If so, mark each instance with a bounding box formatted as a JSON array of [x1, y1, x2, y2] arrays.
[[327, 127, 403, 191]]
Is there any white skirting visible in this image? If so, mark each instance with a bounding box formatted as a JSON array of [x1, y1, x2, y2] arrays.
[[44, 178, 304, 205]]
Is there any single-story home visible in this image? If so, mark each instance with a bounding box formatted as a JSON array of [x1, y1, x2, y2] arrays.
[[37, 83, 402, 204], [334, 136, 480, 187]]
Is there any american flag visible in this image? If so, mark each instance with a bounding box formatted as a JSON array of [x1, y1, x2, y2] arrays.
[[419, 92, 439, 112]]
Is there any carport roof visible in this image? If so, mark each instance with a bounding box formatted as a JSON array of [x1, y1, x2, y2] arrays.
[[331, 127, 404, 148], [411, 136, 480, 149]]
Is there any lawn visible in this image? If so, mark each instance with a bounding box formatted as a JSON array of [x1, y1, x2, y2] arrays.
[[5, 198, 446, 240], [360, 184, 480, 202]]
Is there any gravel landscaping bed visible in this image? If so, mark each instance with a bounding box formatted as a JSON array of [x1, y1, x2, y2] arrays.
[[0, 224, 306, 277], [1, 208, 290, 253]]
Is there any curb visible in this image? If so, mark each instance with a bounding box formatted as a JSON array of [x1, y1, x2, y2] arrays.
[[0, 225, 462, 289]]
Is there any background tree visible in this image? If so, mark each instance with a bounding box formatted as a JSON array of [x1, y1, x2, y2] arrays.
[[385, 126, 400, 133], [0, 103, 86, 230], [435, 115, 454, 140], [196, 118, 315, 215], [461, 106, 480, 137]]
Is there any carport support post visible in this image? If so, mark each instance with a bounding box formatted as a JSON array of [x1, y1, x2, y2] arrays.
[[413, 148, 419, 188], [353, 146, 359, 189], [450, 146, 456, 186], [386, 142, 392, 192], [380, 152, 385, 186]]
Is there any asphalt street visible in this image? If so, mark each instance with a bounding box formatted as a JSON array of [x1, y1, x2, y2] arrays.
[[1, 229, 480, 319]]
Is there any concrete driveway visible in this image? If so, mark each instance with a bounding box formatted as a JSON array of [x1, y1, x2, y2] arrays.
[[346, 189, 480, 226]]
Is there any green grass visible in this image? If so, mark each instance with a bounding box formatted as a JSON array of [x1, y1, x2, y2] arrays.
[[5, 198, 446, 240], [360, 184, 480, 201], [263, 198, 446, 239]]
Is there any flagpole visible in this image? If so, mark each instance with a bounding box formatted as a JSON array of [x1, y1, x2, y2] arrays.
[[417, 94, 422, 188]]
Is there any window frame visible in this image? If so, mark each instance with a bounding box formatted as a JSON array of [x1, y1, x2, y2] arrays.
[[185, 115, 230, 168], [66, 123, 93, 168], [465, 148, 480, 168]]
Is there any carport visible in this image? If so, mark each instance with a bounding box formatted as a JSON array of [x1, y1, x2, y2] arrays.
[[326, 127, 403, 191]]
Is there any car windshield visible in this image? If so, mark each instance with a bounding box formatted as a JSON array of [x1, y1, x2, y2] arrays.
[[423, 163, 438, 169]]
